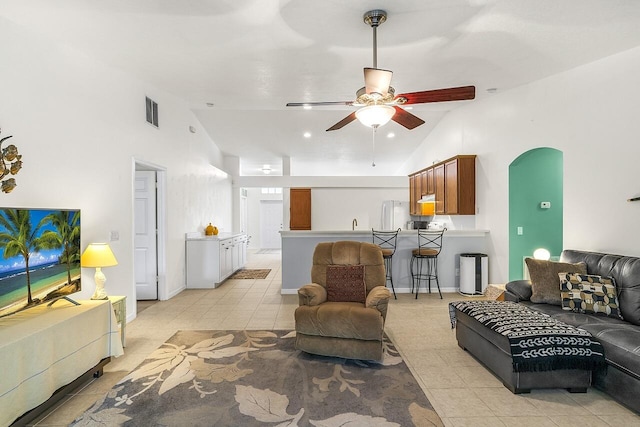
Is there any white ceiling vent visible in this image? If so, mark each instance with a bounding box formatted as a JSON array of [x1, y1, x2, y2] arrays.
[[145, 96, 158, 128]]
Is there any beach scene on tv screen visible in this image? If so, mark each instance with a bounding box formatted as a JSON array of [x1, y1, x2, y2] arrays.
[[0, 208, 81, 317]]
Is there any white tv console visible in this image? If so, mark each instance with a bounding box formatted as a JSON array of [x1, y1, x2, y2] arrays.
[[0, 299, 124, 426]]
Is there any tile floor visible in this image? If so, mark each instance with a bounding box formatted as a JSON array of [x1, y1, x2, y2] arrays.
[[29, 250, 640, 426]]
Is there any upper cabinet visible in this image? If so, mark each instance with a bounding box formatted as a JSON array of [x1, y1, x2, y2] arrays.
[[409, 155, 476, 216]]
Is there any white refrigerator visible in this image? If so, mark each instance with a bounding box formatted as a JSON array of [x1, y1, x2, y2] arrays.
[[381, 201, 410, 230]]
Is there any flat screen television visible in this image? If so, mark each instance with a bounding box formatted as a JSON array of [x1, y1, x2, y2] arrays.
[[0, 208, 81, 318]]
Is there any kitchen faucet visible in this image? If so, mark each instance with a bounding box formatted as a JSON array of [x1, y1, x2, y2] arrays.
[[352, 218, 358, 230]]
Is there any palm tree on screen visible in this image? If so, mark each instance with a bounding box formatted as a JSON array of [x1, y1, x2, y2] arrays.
[[0, 209, 58, 305], [41, 210, 81, 286]]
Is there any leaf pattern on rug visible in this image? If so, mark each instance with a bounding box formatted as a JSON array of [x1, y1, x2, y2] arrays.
[[309, 412, 400, 426], [235, 385, 304, 423], [72, 330, 441, 426], [313, 365, 365, 397], [408, 402, 445, 427]]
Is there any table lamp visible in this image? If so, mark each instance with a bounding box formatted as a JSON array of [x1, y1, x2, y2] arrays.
[[81, 243, 118, 300]]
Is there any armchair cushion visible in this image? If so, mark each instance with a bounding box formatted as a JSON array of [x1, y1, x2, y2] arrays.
[[295, 302, 384, 341], [325, 264, 366, 303]]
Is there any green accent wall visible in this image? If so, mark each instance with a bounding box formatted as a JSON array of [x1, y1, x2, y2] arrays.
[[509, 148, 563, 280]]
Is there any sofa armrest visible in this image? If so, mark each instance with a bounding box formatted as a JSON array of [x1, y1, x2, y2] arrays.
[[366, 286, 392, 320], [298, 283, 327, 306], [505, 280, 532, 302]]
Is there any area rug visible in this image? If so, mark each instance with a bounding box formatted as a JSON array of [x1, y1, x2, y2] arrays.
[[73, 330, 442, 426], [227, 268, 271, 279]]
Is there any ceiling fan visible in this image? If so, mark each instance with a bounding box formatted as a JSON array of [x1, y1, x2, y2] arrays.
[[286, 9, 476, 131]]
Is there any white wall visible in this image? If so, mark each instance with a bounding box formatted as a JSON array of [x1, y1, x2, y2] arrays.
[[0, 18, 232, 318], [311, 188, 408, 231], [400, 46, 640, 284]]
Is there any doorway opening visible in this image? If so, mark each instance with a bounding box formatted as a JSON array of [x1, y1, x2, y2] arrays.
[[133, 159, 167, 302], [508, 147, 563, 280]]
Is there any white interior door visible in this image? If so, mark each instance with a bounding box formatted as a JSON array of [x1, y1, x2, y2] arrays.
[[134, 170, 158, 300], [260, 200, 283, 249]]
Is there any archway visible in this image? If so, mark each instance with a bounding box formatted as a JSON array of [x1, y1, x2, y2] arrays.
[[508, 148, 563, 280]]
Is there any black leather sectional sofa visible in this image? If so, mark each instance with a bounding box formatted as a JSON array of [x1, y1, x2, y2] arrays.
[[503, 249, 640, 413]]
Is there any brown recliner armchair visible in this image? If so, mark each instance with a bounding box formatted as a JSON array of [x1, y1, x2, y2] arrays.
[[294, 241, 392, 362]]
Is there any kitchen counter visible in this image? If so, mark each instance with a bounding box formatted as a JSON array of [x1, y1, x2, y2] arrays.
[[280, 229, 488, 238], [185, 231, 245, 241], [280, 229, 489, 294]]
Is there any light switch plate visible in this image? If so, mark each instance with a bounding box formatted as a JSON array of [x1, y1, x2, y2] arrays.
[[541, 202, 551, 209]]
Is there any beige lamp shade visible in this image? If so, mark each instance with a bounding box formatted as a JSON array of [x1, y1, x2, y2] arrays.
[[81, 243, 118, 267]]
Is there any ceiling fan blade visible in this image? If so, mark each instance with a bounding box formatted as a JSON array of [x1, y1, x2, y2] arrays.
[[364, 67, 393, 95], [396, 85, 476, 105], [327, 112, 357, 131], [287, 101, 353, 107], [392, 106, 425, 130]]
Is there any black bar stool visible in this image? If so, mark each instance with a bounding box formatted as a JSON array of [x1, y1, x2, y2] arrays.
[[411, 228, 446, 299], [372, 228, 400, 299]]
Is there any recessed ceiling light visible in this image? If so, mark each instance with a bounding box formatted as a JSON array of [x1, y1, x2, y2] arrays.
[[303, 132, 311, 138], [303, 105, 312, 110], [387, 132, 395, 138]]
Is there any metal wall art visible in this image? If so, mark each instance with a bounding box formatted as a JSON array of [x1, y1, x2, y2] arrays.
[[0, 128, 22, 193]]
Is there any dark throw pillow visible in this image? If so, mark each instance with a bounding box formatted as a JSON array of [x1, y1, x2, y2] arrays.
[[525, 258, 587, 305], [560, 273, 624, 320], [325, 264, 366, 304]]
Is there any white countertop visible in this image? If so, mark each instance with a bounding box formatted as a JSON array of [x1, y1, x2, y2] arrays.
[[185, 232, 246, 240], [280, 229, 489, 238]]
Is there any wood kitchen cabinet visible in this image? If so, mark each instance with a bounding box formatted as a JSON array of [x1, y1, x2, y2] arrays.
[[290, 188, 311, 230], [409, 175, 417, 215], [434, 164, 445, 214], [426, 168, 434, 195], [409, 154, 476, 215], [444, 155, 476, 214], [413, 173, 423, 214]]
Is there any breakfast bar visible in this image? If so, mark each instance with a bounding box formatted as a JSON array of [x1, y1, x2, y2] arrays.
[[280, 229, 489, 294]]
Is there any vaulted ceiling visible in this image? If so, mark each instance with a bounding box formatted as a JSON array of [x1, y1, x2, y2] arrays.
[[3, 0, 640, 176]]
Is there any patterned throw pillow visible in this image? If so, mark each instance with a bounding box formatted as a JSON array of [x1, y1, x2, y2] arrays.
[[559, 273, 624, 320], [325, 265, 366, 304]]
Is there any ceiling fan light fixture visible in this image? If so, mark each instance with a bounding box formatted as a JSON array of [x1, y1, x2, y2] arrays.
[[355, 104, 395, 128]]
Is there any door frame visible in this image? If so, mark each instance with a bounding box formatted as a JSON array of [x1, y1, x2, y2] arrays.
[[132, 158, 167, 301]]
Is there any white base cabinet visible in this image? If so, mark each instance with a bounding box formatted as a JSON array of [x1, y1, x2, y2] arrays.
[[186, 233, 248, 288]]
